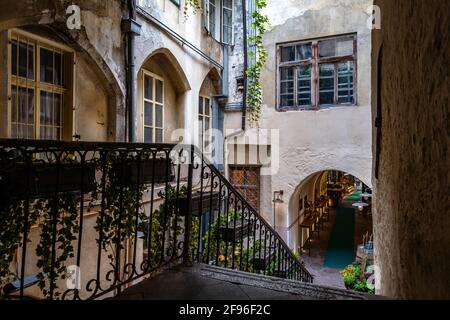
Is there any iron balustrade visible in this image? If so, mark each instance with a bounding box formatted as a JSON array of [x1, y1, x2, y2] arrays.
[[0, 139, 313, 300]]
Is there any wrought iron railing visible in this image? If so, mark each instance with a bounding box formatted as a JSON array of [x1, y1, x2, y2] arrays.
[[0, 139, 312, 300]]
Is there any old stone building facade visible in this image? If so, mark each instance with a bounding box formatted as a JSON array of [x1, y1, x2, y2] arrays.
[[224, 0, 373, 254], [0, 0, 449, 300]]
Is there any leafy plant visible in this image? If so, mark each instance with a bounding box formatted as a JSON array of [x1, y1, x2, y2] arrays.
[[186, 0, 270, 125], [246, 0, 271, 126], [340, 264, 360, 287]]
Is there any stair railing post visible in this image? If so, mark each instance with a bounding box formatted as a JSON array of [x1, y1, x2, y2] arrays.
[[183, 145, 195, 266]]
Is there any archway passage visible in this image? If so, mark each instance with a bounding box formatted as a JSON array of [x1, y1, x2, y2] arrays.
[[289, 170, 373, 290]]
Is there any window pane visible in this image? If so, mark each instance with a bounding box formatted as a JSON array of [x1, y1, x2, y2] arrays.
[[54, 93, 61, 126], [338, 61, 354, 103], [144, 101, 153, 126], [144, 75, 153, 100], [209, 1, 216, 36], [18, 41, 28, 78], [40, 126, 52, 140], [198, 116, 204, 148], [223, 0, 232, 8], [28, 89, 35, 126], [54, 52, 62, 85], [205, 98, 210, 116], [155, 129, 163, 143], [223, 7, 232, 44], [54, 128, 61, 140], [298, 65, 312, 106], [155, 79, 163, 103], [319, 37, 354, 58], [198, 96, 203, 115], [296, 43, 312, 60], [281, 46, 295, 62], [11, 40, 17, 76], [155, 105, 163, 127], [28, 45, 34, 80], [144, 127, 153, 143], [336, 38, 354, 56], [319, 64, 335, 104], [18, 87, 27, 125], [280, 67, 294, 107], [40, 48, 54, 84], [40, 91, 53, 126], [11, 85, 17, 125]]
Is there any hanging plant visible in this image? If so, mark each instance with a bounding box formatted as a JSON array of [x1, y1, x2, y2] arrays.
[[246, 0, 270, 126]]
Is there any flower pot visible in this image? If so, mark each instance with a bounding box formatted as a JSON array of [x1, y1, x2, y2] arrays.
[[117, 158, 175, 185], [219, 220, 254, 242], [176, 191, 220, 217], [0, 162, 97, 200]]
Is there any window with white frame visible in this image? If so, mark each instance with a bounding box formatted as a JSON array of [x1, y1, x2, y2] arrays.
[[143, 71, 164, 143], [204, 0, 233, 44], [277, 34, 356, 110], [10, 31, 70, 140], [222, 0, 233, 44], [208, 0, 217, 38], [198, 96, 211, 152]]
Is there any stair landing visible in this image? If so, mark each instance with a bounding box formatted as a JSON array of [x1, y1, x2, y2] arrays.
[[112, 264, 376, 300]]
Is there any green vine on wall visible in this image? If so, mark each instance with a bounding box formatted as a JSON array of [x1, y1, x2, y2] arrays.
[[184, 0, 202, 18], [184, 0, 270, 125], [246, 0, 270, 126]]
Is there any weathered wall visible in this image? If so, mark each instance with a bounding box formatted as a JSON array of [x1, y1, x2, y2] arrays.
[[225, 0, 373, 240], [136, 0, 223, 145], [372, 0, 450, 299], [0, 0, 126, 141]]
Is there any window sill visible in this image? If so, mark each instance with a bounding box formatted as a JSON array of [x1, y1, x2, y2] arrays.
[[277, 104, 358, 112]]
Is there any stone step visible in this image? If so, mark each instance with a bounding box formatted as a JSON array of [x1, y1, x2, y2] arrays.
[[195, 264, 378, 300]]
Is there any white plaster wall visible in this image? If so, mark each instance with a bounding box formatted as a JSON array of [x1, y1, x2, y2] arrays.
[[225, 0, 373, 242], [136, 0, 223, 144]]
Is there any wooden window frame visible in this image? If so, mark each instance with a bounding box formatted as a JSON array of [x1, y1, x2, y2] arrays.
[[142, 70, 165, 143], [276, 34, 357, 111], [8, 29, 74, 140], [198, 95, 212, 153]]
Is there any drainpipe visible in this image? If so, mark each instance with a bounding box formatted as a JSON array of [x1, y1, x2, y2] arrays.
[[223, 0, 249, 176], [123, 0, 141, 142], [241, 0, 248, 131]]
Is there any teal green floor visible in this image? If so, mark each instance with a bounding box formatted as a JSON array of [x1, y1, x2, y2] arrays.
[[323, 195, 357, 269]]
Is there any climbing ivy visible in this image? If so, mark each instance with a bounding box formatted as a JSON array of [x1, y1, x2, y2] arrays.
[[184, 0, 202, 18], [185, 0, 270, 125], [246, 0, 270, 126]]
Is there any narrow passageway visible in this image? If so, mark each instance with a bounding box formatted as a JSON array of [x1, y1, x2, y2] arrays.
[[323, 200, 355, 269], [301, 191, 373, 290]]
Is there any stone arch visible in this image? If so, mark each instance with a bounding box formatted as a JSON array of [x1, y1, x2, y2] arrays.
[[137, 47, 192, 143], [199, 67, 221, 95], [286, 169, 372, 251], [138, 48, 191, 94], [0, 7, 125, 141]]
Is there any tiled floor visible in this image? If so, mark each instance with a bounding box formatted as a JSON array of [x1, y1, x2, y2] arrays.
[[300, 199, 373, 289]]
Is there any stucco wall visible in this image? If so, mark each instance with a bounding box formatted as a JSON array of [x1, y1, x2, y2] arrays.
[[0, 0, 126, 141], [372, 0, 450, 299], [225, 0, 373, 241]]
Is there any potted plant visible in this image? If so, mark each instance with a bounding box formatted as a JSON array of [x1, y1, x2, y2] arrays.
[[0, 161, 97, 200], [115, 157, 175, 185], [176, 191, 220, 217]]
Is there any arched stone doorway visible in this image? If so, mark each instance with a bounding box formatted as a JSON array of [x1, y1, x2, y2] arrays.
[[288, 170, 374, 289]]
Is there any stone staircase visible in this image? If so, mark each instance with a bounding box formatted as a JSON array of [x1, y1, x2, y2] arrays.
[[114, 263, 380, 300]]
